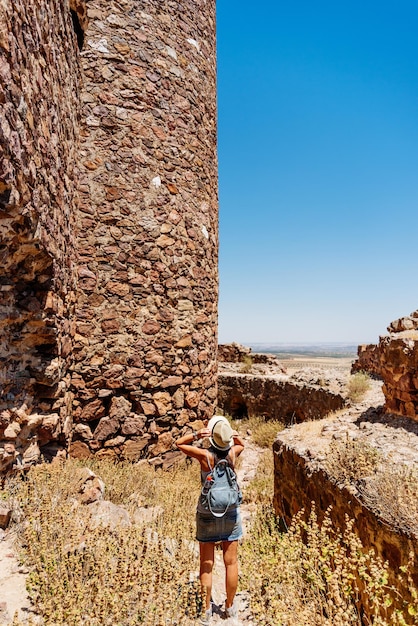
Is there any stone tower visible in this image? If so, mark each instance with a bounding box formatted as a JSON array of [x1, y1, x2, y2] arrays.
[[72, 0, 218, 460], [0, 0, 218, 470]]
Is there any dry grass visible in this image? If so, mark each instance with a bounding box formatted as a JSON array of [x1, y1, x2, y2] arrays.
[[4, 460, 202, 626], [241, 450, 418, 626], [347, 371, 371, 402], [239, 354, 253, 374], [325, 437, 418, 537], [325, 437, 381, 487], [2, 428, 418, 626], [241, 504, 418, 626], [242, 450, 274, 506], [359, 464, 418, 537], [232, 415, 285, 448]]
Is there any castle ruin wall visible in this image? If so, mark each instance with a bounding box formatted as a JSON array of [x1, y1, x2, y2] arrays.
[[351, 343, 382, 378], [0, 0, 84, 469], [218, 373, 345, 422], [351, 311, 418, 420]]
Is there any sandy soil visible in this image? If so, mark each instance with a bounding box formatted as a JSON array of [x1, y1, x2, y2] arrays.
[[0, 527, 35, 625]]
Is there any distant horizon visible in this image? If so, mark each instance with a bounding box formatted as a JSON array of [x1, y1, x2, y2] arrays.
[[244, 341, 363, 357], [248, 341, 368, 347], [218, 338, 381, 347]]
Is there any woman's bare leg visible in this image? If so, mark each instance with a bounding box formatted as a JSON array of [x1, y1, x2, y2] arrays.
[[199, 542, 215, 610], [222, 540, 238, 608]]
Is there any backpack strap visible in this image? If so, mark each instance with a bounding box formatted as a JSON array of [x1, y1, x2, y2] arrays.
[[206, 449, 216, 472]]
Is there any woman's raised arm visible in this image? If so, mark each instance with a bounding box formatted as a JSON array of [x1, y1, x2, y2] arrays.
[[175, 428, 211, 462]]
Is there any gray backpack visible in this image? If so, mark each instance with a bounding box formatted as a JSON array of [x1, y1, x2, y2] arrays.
[[198, 457, 242, 518]]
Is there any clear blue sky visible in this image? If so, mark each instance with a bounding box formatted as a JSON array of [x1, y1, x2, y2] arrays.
[[216, 0, 418, 345]]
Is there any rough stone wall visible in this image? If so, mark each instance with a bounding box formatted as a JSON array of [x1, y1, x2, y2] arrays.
[[0, 0, 84, 469], [380, 311, 418, 420], [218, 343, 252, 363], [218, 373, 345, 421], [351, 311, 418, 420], [218, 343, 286, 367], [70, 0, 218, 460], [351, 343, 382, 377]]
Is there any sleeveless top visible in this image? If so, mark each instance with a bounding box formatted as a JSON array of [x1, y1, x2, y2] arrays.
[[200, 448, 235, 485]]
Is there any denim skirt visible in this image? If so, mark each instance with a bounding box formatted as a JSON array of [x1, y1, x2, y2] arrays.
[[196, 506, 243, 543]]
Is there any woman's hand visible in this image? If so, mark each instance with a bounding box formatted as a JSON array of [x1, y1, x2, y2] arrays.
[[198, 428, 211, 439]]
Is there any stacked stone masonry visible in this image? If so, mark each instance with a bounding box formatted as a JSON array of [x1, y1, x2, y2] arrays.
[[0, 0, 82, 470], [0, 0, 218, 470], [218, 342, 285, 366], [72, 0, 218, 461], [380, 311, 418, 420], [351, 343, 382, 378], [218, 373, 345, 422], [352, 310, 418, 421]]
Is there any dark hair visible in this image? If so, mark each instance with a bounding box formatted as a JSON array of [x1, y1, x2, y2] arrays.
[[209, 445, 231, 462]]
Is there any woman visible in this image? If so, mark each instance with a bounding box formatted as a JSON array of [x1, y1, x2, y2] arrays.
[[176, 415, 245, 625]]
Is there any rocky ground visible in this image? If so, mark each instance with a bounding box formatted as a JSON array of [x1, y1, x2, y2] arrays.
[[276, 371, 418, 471]]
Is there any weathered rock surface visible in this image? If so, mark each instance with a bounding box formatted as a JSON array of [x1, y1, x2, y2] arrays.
[[86, 500, 131, 531], [0, 507, 11, 530], [352, 310, 418, 420], [351, 343, 382, 377], [0, 0, 81, 458], [219, 342, 287, 369], [70, 0, 219, 460], [218, 372, 345, 422], [380, 330, 418, 419]]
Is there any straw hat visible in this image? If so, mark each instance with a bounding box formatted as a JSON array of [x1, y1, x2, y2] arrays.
[[207, 415, 233, 451]]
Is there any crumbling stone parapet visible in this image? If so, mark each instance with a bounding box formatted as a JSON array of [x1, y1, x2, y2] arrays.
[[351, 310, 418, 420], [380, 329, 418, 419]]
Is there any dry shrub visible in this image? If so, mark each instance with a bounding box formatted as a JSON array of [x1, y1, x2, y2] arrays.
[[241, 502, 418, 626], [359, 464, 418, 537], [325, 438, 418, 537], [234, 415, 284, 448], [242, 450, 418, 625], [347, 371, 371, 402], [5, 460, 202, 626], [239, 354, 253, 373], [85, 458, 199, 539], [243, 450, 274, 506], [325, 437, 380, 487], [3, 448, 418, 626]]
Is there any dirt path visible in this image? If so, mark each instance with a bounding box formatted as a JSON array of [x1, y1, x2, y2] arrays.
[[0, 527, 34, 625]]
